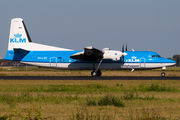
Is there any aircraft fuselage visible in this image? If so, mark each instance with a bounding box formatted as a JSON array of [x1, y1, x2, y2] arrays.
[[5, 50, 175, 70]]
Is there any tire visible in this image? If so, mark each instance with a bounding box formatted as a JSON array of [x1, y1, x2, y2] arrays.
[[161, 72, 166, 77], [96, 70, 102, 77], [91, 70, 97, 77]]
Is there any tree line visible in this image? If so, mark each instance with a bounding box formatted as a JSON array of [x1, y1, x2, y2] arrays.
[[168, 55, 180, 67]]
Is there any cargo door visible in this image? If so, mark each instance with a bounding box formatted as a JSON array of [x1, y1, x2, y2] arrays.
[[50, 57, 57, 67], [140, 58, 146, 68]]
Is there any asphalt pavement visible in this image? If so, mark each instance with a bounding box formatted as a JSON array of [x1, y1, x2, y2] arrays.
[[0, 76, 180, 80]]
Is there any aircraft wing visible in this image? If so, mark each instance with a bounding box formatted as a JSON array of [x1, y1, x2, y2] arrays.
[[70, 46, 104, 61]]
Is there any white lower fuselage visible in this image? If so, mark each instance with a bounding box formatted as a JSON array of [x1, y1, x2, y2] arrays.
[[21, 61, 174, 70]]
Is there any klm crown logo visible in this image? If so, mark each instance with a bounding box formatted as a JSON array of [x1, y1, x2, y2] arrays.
[[10, 33, 26, 43], [14, 33, 22, 38]]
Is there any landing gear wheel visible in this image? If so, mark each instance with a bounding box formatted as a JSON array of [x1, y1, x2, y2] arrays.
[[91, 70, 97, 77], [96, 70, 102, 77], [161, 72, 166, 77], [91, 59, 103, 77]]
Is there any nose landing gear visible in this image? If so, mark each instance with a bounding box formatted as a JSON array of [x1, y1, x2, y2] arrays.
[[161, 72, 166, 77], [161, 67, 166, 77]]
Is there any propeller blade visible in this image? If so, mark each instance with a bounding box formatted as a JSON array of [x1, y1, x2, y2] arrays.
[[122, 44, 124, 53], [121, 44, 124, 63], [125, 43, 127, 51], [121, 43, 127, 63], [123, 56, 124, 63]]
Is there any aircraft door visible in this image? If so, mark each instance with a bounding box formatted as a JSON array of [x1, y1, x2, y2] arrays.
[[50, 57, 57, 67], [140, 58, 146, 68]]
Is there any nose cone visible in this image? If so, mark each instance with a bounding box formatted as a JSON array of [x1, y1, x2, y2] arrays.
[[171, 60, 176, 66], [122, 52, 127, 56], [162, 58, 176, 67]]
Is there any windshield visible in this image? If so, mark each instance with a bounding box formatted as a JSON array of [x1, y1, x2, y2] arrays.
[[152, 55, 161, 58]]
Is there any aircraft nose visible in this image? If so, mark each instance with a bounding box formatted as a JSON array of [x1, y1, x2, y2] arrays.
[[170, 59, 176, 66], [162, 58, 176, 66]]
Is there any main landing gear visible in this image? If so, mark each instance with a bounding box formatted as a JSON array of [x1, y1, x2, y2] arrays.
[[161, 67, 166, 77], [91, 59, 103, 77], [91, 70, 102, 77]]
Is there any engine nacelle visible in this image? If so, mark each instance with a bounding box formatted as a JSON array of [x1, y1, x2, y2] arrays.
[[103, 50, 123, 61]]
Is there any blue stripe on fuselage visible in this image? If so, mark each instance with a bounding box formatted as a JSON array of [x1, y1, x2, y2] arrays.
[[4, 50, 175, 64]]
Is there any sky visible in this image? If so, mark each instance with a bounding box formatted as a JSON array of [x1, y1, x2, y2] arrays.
[[0, 0, 180, 58]]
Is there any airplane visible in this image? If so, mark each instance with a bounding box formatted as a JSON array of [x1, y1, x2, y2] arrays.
[[4, 18, 176, 77]]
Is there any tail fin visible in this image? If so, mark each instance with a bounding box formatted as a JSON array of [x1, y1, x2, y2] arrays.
[[4, 18, 73, 61], [8, 18, 32, 51], [4, 18, 32, 61]]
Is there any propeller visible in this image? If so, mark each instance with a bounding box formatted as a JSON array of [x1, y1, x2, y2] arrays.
[[122, 44, 125, 63], [121, 43, 127, 63]]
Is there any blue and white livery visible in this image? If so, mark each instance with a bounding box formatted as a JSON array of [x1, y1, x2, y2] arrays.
[[4, 18, 176, 77]]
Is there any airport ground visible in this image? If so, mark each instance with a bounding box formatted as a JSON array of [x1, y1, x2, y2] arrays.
[[0, 67, 180, 119], [0, 66, 180, 77]]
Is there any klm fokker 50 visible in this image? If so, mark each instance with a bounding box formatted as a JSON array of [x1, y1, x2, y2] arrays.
[[4, 18, 176, 77]]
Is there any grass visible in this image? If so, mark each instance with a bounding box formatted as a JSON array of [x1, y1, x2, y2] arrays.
[[0, 92, 84, 107], [0, 83, 177, 94], [138, 83, 177, 92], [0, 103, 48, 120], [98, 94, 125, 107], [0, 92, 158, 108], [127, 108, 167, 120], [0, 80, 180, 119], [86, 94, 125, 107], [70, 107, 115, 120]]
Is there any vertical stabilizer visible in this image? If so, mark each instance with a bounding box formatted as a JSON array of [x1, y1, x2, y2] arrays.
[[8, 18, 32, 50]]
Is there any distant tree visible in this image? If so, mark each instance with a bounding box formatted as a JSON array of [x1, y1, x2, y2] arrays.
[[0, 59, 22, 66], [172, 55, 180, 67], [167, 57, 173, 60]]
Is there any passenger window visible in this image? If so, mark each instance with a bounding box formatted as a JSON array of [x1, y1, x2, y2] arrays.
[[63, 59, 65, 62], [152, 55, 155, 58]]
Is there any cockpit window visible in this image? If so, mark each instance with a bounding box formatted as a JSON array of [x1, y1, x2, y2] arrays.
[[152, 55, 161, 58], [156, 55, 161, 58]]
